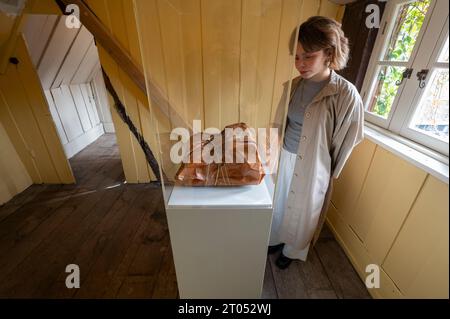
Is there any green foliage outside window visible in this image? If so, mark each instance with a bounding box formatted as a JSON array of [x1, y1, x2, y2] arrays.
[[372, 0, 431, 118]]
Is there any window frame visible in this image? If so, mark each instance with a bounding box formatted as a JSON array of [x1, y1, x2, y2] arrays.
[[396, 18, 449, 155], [361, 0, 449, 157]]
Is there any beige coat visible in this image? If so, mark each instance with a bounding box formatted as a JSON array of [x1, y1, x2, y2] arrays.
[[274, 69, 365, 251]]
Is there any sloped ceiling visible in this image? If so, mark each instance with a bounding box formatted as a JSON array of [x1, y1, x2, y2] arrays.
[[22, 14, 100, 89]]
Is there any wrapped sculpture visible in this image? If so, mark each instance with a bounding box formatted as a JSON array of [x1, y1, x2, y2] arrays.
[[175, 123, 265, 186]]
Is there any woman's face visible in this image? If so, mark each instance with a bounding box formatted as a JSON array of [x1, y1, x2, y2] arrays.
[[295, 43, 330, 80]]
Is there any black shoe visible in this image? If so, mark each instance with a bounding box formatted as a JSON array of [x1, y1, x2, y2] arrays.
[[275, 253, 293, 269], [268, 243, 284, 255]]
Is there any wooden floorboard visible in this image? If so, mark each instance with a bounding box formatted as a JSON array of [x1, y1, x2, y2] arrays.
[[43, 186, 139, 298], [74, 186, 158, 298], [0, 188, 123, 297], [296, 249, 337, 299], [0, 185, 50, 224], [261, 258, 278, 299], [263, 224, 370, 299], [150, 239, 178, 299], [113, 194, 169, 299], [314, 230, 372, 299], [0, 134, 370, 299]]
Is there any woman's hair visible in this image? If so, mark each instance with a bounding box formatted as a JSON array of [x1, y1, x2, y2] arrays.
[[298, 16, 349, 71]]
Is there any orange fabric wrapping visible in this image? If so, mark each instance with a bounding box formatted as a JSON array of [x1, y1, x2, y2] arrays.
[[175, 123, 266, 186]]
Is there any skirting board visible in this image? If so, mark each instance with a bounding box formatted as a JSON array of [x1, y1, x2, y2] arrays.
[[64, 124, 105, 159], [103, 122, 115, 133]]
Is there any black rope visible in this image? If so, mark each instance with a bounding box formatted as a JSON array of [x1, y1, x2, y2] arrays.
[[102, 68, 165, 184]]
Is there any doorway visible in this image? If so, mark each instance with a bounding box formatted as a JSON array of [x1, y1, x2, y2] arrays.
[[22, 14, 123, 186]]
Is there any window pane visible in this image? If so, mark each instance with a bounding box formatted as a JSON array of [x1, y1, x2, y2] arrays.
[[438, 37, 449, 63], [410, 69, 449, 142], [383, 0, 431, 62], [367, 66, 406, 118]]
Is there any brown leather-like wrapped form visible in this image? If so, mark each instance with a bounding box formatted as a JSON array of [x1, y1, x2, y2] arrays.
[[175, 123, 265, 186]]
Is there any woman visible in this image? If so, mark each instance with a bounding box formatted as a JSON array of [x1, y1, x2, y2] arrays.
[[269, 16, 365, 269]]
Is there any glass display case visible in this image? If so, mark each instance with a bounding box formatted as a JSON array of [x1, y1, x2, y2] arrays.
[[134, 0, 301, 298], [165, 122, 278, 210]]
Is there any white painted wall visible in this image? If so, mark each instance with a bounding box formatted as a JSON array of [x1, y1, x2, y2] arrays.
[[35, 17, 79, 90], [44, 84, 104, 159], [91, 68, 115, 133], [21, 14, 59, 70], [0, 121, 32, 205]]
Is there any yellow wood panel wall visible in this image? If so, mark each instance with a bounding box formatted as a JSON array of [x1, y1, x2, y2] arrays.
[[349, 147, 428, 264], [85, 0, 159, 183], [331, 139, 376, 219], [326, 139, 449, 299], [130, 0, 175, 179], [0, 12, 23, 74], [0, 120, 32, 205], [0, 0, 64, 74], [27, 0, 61, 15], [0, 13, 16, 51], [0, 36, 74, 184], [21, 0, 342, 184], [133, 0, 343, 181], [383, 175, 449, 298], [327, 200, 404, 299]]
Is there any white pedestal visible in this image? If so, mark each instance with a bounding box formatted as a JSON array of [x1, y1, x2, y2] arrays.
[[166, 179, 273, 299]]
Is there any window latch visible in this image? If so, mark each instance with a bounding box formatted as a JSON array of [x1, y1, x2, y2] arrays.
[[395, 68, 413, 86], [416, 69, 429, 89]]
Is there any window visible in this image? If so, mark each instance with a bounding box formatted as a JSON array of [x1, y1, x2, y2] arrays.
[[361, 0, 449, 156]]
